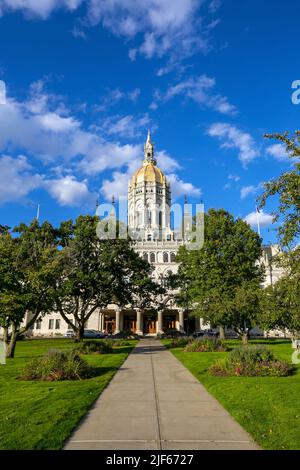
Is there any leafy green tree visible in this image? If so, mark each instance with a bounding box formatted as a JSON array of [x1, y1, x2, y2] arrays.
[[175, 209, 264, 341], [229, 282, 262, 344], [258, 131, 300, 247], [53, 215, 154, 341], [260, 271, 300, 341], [0, 221, 58, 358]]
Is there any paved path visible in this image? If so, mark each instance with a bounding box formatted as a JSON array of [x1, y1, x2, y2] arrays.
[[65, 339, 259, 450]]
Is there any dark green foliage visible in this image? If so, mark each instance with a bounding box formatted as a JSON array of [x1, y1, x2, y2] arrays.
[[73, 340, 113, 355], [169, 338, 189, 348], [209, 345, 292, 377], [258, 131, 300, 247], [184, 338, 228, 352], [174, 209, 264, 340], [20, 349, 91, 381]]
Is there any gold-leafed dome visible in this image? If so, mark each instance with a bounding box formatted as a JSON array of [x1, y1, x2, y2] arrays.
[[132, 163, 165, 185], [131, 130, 166, 185]]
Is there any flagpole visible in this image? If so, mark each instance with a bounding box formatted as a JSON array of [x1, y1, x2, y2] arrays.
[[36, 204, 40, 222]]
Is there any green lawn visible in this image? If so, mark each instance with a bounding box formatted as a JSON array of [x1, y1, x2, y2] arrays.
[[163, 339, 300, 450], [0, 338, 137, 450]]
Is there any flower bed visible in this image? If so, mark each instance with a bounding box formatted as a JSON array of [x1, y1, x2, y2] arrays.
[[209, 345, 293, 377]]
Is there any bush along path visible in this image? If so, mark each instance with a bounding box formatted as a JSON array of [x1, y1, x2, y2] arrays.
[[0, 339, 137, 450]]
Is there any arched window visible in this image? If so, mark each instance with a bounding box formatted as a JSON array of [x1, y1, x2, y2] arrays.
[[143, 252, 149, 262], [170, 252, 176, 262], [163, 252, 169, 263], [150, 252, 155, 263]]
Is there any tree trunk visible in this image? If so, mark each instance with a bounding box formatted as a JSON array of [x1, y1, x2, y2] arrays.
[[242, 332, 249, 345], [5, 324, 18, 359], [75, 324, 84, 342], [219, 326, 225, 340]]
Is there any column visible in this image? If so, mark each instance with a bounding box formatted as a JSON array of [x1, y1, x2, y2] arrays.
[[120, 311, 124, 332], [114, 307, 121, 335], [178, 308, 185, 333], [157, 310, 163, 335], [136, 309, 143, 336]]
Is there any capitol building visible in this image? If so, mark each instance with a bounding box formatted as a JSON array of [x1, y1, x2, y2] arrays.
[[26, 132, 283, 338]]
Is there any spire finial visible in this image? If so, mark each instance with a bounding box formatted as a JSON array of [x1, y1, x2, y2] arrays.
[[146, 129, 151, 144], [143, 130, 156, 165]]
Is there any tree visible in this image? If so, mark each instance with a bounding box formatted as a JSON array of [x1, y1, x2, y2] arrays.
[[229, 282, 262, 344], [260, 269, 300, 342], [258, 131, 300, 247], [175, 209, 264, 341], [0, 221, 58, 358], [53, 215, 154, 341]]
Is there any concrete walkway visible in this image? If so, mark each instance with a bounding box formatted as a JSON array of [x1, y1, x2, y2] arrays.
[[65, 339, 259, 450]]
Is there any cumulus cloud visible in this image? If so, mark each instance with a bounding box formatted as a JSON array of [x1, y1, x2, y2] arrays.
[[240, 185, 258, 200], [207, 122, 260, 165], [153, 75, 237, 115], [0, 154, 42, 204], [166, 173, 202, 199], [0, 82, 198, 208], [0, 83, 142, 173], [266, 143, 290, 162], [46, 175, 95, 206], [244, 210, 274, 228]]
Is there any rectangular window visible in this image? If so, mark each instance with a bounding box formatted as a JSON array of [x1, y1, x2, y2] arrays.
[[48, 319, 54, 330], [55, 319, 61, 330], [35, 321, 41, 330]]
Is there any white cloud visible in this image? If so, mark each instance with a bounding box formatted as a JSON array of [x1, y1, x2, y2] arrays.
[[95, 87, 141, 111], [35, 112, 80, 132], [166, 173, 202, 199], [244, 210, 274, 228], [240, 185, 257, 200], [266, 143, 289, 162], [228, 174, 240, 182], [0, 154, 42, 204], [0, 84, 142, 174], [154, 75, 237, 115], [0, 1, 218, 72], [207, 123, 259, 165], [0, 80, 6, 104], [0, 0, 83, 19], [46, 175, 95, 206], [0, 83, 198, 208], [100, 114, 151, 139], [101, 171, 129, 200]]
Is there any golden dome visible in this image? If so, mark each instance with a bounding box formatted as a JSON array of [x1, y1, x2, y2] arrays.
[[132, 162, 165, 185]]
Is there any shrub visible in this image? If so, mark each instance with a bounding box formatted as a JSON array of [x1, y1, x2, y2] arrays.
[[163, 329, 186, 339], [112, 330, 139, 340], [169, 338, 189, 349], [73, 340, 113, 355], [209, 345, 293, 377], [109, 339, 131, 347], [184, 338, 228, 353], [229, 345, 275, 364], [20, 349, 91, 381]]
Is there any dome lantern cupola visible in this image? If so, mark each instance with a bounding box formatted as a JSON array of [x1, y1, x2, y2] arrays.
[[143, 130, 156, 165]]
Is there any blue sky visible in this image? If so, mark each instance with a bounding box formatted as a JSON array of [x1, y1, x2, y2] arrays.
[[0, 0, 299, 243]]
